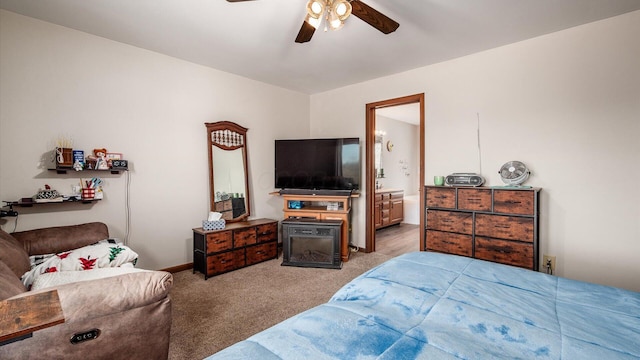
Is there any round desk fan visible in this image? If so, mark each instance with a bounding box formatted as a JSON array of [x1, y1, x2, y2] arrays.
[[499, 161, 530, 186]]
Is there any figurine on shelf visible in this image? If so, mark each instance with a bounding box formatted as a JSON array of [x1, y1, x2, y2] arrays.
[[34, 184, 63, 203], [92, 148, 110, 170], [73, 160, 84, 171]]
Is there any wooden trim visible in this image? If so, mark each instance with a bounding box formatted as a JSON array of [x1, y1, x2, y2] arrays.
[[365, 93, 425, 253], [160, 263, 193, 273]]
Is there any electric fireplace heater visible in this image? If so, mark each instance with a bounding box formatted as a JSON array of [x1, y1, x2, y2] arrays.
[[281, 219, 342, 269]]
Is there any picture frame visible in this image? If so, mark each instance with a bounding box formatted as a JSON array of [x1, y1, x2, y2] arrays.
[[106, 153, 122, 160]]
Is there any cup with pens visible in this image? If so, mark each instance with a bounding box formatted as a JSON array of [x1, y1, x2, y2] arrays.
[[81, 177, 103, 200]]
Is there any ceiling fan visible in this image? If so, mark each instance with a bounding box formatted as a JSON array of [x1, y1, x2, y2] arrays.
[[226, 0, 399, 43]]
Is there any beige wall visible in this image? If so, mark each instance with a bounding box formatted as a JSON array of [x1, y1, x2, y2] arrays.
[[375, 116, 420, 197], [310, 11, 640, 291], [2, 9, 639, 291], [0, 10, 310, 270]]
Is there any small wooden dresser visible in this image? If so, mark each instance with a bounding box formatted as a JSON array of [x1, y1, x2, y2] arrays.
[[193, 218, 278, 279], [425, 186, 540, 270], [374, 189, 404, 230]]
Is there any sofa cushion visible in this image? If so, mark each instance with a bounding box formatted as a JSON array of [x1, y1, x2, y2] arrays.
[[0, 228, 30, 278], [0, 260, 27, 300], [12, 222, 109, 255]]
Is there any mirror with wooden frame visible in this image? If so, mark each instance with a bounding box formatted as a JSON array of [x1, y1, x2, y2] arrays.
[[206, 121, 250, 222]]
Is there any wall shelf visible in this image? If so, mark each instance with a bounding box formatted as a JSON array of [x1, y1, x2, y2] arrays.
[[9, 198, 101, 207], [45, 148, 129, 174], [49, 167, 126, 175]]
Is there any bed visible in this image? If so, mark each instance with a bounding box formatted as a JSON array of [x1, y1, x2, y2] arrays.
[[205, 252, 640, 359]]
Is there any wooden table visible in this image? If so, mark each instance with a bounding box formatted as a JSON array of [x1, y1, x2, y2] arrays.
[[0, 290, 64, 345]]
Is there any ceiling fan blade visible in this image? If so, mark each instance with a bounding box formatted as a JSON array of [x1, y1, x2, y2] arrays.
[[295, 21, 316, 43], [350, 0, 399, 34], [226, 0, 256, 2]]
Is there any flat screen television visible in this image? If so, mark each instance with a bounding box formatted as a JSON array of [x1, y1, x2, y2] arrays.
[[275, 138, 360, 191]]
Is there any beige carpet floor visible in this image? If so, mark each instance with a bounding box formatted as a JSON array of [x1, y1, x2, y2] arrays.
[[168, 251, 392, 360]]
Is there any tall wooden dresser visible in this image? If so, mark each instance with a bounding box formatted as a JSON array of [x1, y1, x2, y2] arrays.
[[193, 218, 278, 279], [425, 186, 540, 270]]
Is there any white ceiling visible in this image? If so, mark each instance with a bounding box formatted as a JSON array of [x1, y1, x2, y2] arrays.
[[376, 103, 420, 125], [2, 0, 640, 95]]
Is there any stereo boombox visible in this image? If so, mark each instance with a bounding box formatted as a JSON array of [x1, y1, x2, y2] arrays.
[[445, 173, 485, 187]]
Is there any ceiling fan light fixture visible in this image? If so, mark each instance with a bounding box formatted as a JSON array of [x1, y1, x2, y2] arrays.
[[332, 0, 352, 20], [306, 0, 325, 18], [328, 11, 344, 30], [305, 13, 322, 29]]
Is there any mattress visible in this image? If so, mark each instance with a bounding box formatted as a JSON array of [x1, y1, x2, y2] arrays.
[[206, 252, 640, 359]]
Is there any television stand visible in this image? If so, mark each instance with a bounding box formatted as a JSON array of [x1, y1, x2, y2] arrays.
[[279, 189, 353, 197], [275, 191, 356, 262]]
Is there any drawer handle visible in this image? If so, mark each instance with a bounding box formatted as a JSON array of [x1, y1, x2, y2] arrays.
[[495, 224, 511, 229], [256, 251, 263, 255]]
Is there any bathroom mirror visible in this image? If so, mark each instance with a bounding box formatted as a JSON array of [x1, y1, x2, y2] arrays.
[[206, 121, 250, 222]]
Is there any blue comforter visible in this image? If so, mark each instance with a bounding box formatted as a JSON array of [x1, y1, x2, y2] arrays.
[[206, 252, 640, 359]]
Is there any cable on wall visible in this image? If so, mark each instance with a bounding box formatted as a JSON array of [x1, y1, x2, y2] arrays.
[[11, 215, 19, 233], [477, 112, 483, 175], [124, 169, 131, 246]]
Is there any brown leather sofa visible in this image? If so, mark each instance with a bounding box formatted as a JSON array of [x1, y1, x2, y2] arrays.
[[0, 222, 173, 359]]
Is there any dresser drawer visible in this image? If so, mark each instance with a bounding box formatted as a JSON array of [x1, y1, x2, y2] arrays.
[[426, 230, 472, 257], [246, 242, 277, 265], [234, 227, 256, 247], [256, 222, 277, 243], [494, 190, 535, 215], [475, 214, 534, 242], [206, 249, 244, 275], [474, 237, 533, 269], [390, 191, 404, 200], [426, 187, 456, 208], [206, 231, 232, 253], [426, 210, 472, 234], [457, 188, 491, 211]]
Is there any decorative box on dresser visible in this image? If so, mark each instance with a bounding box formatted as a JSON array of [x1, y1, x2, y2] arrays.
[[424, 186, 540, 270], [193, 218, 278, 279]]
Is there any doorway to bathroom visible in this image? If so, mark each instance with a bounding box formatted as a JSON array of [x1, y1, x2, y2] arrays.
[[365, 93, 425, 254]]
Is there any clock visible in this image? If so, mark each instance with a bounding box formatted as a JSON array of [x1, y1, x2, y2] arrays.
[[111, 160, 128, 170], [386, 140, 394, 152]]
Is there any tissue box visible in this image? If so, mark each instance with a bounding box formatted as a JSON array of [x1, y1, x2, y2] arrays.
[[203, 219, 226, 231]]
